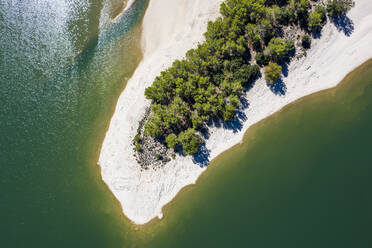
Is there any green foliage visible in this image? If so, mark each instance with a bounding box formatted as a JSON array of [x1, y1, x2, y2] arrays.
[[178, 129, 203, 155], [257, 19, 275, 44], [223, 103, 237, 121], [221, 0, 267, 24], [144, 115, 164, 138], [308, 10, 322, 31], [228, 94, 241, 107], [255, 52, 269, 66], [245, 23, 262, 51], [289, 0, 310, 23], [308, 5, 327, 32], [285, 39, 295, 55], [266, 38, 293, 63], [191, 112, 204, 129], [135, 144, 142, 152], [327, 0, 355, 17], [315, 5, 327, 23], [270, 6, 291, 26], [264, 62, 282, 83], [166, 134, 179, 148], [134, 134, 141, 143], [137, 0, 344, 156], [233, 63, 259, 85]]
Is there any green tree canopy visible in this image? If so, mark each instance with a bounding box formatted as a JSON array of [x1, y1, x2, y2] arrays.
[[166, 134, 179, 148], [137, 0, 342, 157], [264, 62, 282, 83], [266, 38, 293, 63], [178, 129, 203, 155], [308, 10, 322, 31], [222, 103, 237, 121], [327, 0, 355, 17]]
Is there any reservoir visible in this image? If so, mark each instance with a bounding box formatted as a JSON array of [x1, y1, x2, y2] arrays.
[[1, 0, 371, 247]]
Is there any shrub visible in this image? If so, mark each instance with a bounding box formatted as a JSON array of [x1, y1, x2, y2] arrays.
[[264, 62, 282, 83], [134, 134, 141, 143], [135, 144, 142, 152]]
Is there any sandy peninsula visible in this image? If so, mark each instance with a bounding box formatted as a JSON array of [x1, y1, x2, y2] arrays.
[[98, 0, 372, 225]]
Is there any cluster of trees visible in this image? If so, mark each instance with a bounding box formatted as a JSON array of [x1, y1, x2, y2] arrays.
[[327, 0, 355, 17], [308, 5, 327, 32], [138, 0, 355, 156]]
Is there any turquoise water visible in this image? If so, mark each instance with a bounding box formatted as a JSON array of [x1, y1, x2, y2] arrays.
[[1, 0, 372, 247]]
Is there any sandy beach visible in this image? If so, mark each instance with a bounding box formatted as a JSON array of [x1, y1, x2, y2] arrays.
[[98, 0, 372, 225]]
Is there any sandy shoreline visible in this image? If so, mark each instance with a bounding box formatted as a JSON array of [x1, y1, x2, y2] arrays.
[[98, 0, 372, 225]]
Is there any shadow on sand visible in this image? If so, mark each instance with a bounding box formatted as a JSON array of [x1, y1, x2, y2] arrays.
[[191, 96, 251, 167], [331, 14, 355, 37]]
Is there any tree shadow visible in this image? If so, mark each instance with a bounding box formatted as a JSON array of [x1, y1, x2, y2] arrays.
[[222, 97, 249, 133], [222, 114, 244, 133], [331, 14, 354, 37], [240, 96, 250, 109], [192, 98, 249, 167], [208, 117, 222, 129], [267, 79, 287, 96], [281, 63, 289, 78], [243, 69, 261, 92], [311, 29, 322, 39], [192, 143, 211, 168], [199, 125, 211, 140], [206, 96, 250, 134]]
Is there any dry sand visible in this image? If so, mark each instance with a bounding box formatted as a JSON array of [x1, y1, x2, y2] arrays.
[[98, 0, 372, 225]]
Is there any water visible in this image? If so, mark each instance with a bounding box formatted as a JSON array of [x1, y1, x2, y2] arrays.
[[0, 0, 148, 247], [133, 60, 372, 248], [1, 0, 372, 247]]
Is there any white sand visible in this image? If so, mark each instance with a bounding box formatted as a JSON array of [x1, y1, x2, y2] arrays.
[[98, 0, 372, 225]]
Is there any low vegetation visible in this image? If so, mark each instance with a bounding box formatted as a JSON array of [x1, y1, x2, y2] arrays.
[[135, 0, 355, 157]]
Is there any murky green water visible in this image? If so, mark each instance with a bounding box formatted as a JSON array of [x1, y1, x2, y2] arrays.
[[0, 0, 147, 247], [134, 60, 372, 248], [1, 0, 372, 247]]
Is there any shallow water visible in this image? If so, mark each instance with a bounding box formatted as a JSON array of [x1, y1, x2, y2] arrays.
[[1, 0, 372, 247]]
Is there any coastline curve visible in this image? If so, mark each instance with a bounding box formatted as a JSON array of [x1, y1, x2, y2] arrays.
[[98, 0, 372, 225]]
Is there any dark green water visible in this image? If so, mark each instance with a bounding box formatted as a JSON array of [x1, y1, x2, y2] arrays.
[[133, 61, 372, 248], [1, 0, 372, 247], [0, 0, 148, 247]]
